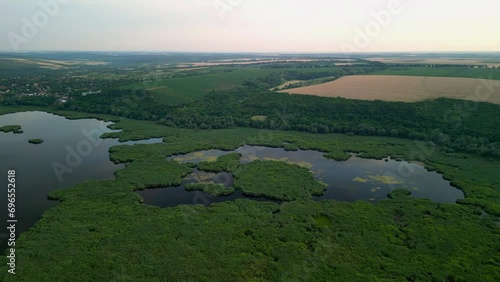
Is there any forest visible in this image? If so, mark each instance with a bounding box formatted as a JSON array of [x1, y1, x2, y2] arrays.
[[36, 67, 500, 159]]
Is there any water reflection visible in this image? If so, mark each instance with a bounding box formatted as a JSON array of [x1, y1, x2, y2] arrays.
[[0, 111, 162, 250], [159, 146, 465, 206], [137, 169, 274, 208]]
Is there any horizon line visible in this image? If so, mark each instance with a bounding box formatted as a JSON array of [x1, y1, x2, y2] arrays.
[[1, 50, 500, 55]]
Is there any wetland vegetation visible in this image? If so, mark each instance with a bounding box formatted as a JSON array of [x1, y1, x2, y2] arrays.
[[1, 120, 499, 281], [139, 143, 464, 205], [1, 53, 499, 281], [28, 138, 44, 144], [0, 125, 23, 134], [185, 183, 235, 197], [231, 160, 326, 201]]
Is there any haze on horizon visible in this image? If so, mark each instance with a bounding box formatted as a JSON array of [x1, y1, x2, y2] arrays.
[[0, 0, 499, 53]]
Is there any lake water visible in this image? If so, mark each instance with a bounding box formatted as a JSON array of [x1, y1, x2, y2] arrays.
[[139, 146, 464, 207], [0, 111, 162, 250], [138, 169, 275, 208]]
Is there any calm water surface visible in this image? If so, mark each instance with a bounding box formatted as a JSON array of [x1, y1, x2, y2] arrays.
[[140, 146, 464, 207], [0, 111, 162, 250]]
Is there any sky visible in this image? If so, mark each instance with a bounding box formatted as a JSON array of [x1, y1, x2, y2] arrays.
[[0, 0, 499, 53]]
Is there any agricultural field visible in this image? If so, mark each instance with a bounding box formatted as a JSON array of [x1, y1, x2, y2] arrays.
[[281, 75, 500, 104], [178, 59, 353, 67], [121, 68, 273, 105], [121, 67, 343, 105], [0, 58, 108, 69], [365, 57, 500, 67], [369, 66, 500, 80]]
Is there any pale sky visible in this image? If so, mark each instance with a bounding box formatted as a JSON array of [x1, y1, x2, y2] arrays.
[[0, 0, 499, 53]]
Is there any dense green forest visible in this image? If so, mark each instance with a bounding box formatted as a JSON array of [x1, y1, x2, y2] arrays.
[[37, 68, 500, 159]]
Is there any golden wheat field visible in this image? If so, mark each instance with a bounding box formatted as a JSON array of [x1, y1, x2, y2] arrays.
[[280, 75, 500, 104]]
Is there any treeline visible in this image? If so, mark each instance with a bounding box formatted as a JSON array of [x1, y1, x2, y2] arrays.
[[245, 66, 384, 90], [59, 89, 164, 120], [159, 88, 500, 158], [11, 68, 500, 158], [64, 78, 500, 158], [0, 95, 57, 107]]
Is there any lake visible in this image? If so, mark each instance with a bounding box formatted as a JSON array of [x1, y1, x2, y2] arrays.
[[0, 111, 162, 250], [138, 146, 464, 207], [137, 169, 276, 208]]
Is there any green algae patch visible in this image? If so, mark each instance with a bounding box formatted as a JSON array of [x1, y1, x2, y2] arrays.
[[262, 157, 313, 169], [353, 177, 369, 183], [354, 175, 403, 185], [368, 175, 404, 185]]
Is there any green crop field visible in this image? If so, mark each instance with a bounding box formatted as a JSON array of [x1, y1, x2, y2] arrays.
[[120, 69, 274, 105], [370, 66, 500, 80], [0, 59, 41, 72], [121, 67, 343, 105]]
